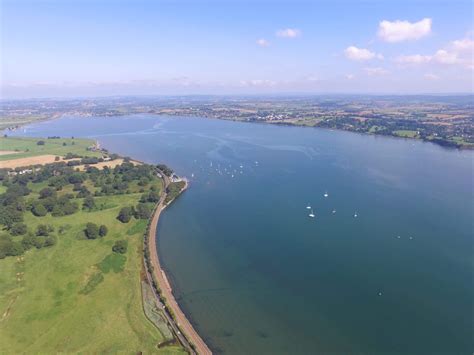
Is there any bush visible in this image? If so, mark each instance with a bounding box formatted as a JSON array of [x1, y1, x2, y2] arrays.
[[36, 224, 53, 236], [36, 140, 45, 146], [85, 222, 99, 239], [39, 187, 56, 199], [44, 235, 57, 247], [112, 240, 128, 254], [82, 195, 96, 210], [135, 203, 152, 219], [10, 223, 27, 236], [117, 207, 133, 223], [31, 202, 47, 217], [0, 235, 24, 258], [99, 225, 108, 237]]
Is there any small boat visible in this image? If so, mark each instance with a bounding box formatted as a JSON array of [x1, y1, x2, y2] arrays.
[[324, 192, 329, 198], [332, 209, 336, 214], [353, 212, 358, 218], [309, 209, 315, 218], [191, 173, 194, 178], [306, 205, 311, 209]]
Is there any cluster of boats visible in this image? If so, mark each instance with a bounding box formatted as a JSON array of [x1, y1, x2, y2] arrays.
[[191, 160, 259, 179], [306, 192, 358, 219]]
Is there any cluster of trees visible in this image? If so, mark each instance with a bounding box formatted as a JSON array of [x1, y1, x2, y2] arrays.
[[0, 159, 164, 259], [117, 202, 153, 223], [157, 164, 173, 177], [84, 222, 108, 239], [0, 223, 57, 259], [31, 187, 79, 217], [164, 181, 186, 204]]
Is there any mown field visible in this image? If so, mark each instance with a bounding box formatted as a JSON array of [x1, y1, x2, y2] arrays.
[[0, 136, 101, 161], [0, 149, 184, 353]]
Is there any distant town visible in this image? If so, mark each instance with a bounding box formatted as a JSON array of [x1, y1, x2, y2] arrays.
[[1, 95, 473, 149]]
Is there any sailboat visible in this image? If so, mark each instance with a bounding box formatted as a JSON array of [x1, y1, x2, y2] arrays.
[[353, 212, 358, 218], [324, 192, 329, 198], [309, 209, 315, 218], [306, 205, 311, 210]]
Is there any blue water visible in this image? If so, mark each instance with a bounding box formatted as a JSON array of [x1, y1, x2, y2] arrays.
[[10, 115, 473, 354]]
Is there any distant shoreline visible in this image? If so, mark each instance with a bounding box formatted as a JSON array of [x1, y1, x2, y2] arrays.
[[4, 111, 472, 151]]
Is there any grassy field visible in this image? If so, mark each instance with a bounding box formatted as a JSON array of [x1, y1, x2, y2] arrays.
[[393, 130, 419, 138], [0, 136, 101, 161], [0, 163, 184, 353]]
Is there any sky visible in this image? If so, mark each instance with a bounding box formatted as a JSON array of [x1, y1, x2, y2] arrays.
[[1, 0, 473, 98]]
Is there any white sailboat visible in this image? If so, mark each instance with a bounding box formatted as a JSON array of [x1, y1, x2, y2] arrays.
[[324, 192, 329, 198], [354, 212, 358, 218], [309, 209, 315, 218]]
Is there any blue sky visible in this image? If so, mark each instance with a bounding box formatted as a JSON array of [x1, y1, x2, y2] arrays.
[[1, 0, 473, 98]]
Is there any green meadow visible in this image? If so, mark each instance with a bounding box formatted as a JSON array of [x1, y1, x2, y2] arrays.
[[0, 153, 184, 353], [0, 136, 101, 161]]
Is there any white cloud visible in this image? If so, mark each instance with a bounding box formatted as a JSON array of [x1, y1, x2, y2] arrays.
[[393, 36, 474, 69], [344, 46, 383, 61], [452, 38, 474, 51], [305, 75, 319, 82], [256, 38, 270, 47], [364, 67, 389, 76], [239, 79, 277, 87], [345, 74, 355, 80], [276, 28, 301, 38], [395, 54, 432, 64], [424, 73, 439, 80], [378, 18, 432, 42]]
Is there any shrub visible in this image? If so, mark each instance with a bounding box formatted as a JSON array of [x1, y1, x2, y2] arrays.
[[39, 187, 56, 199], [10, 223, 27, 236], [85, 222, 99, 239], [31, 202, 47, 217], [99, 225, 108, 237], [36, 224, 53, 236], [135, 203, 152, 219], [117, 207, 133, 223], [82, 195, 96, 210], [112, 240, 128, 254], [36, 140, 45, 145]]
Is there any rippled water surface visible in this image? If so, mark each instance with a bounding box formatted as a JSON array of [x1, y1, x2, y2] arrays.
[[12, 115, 473, 354]]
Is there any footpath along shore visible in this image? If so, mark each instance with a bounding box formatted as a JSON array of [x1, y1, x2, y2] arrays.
[[147, 174, 212, 355]]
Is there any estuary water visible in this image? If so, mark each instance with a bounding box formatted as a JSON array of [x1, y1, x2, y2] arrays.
[[10, 115, 473, 354]]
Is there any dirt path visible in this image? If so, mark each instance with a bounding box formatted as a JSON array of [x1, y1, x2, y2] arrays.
[[148, 176, 212, 355]]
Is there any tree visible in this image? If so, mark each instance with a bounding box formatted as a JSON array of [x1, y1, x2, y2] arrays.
[[99, 225, 108, 237], [62, 201, 78, 215], [77, 186, 91, 198], [85, 222, 99, 239], [112, 240, 128, 254], [0, 206, 23, 228], [21, 233, 36, 250], [39, 187, 56, 199], [31, 202, 47, 217], [37, 140, 45, 145], [10, 223, 27, 236], [44, 235, 57, 247], [82, 195, 96, 211], [117, 207, 133, 223], [135, 203, 152, 219], [36, 224, 52, 236]]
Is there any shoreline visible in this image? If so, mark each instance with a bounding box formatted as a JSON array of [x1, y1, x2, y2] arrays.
[[3, 112, 472, 151], [147, 177, 212, 355]]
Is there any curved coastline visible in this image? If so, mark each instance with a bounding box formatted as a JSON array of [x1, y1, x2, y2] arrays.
[[147, 177, 212, 355]]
